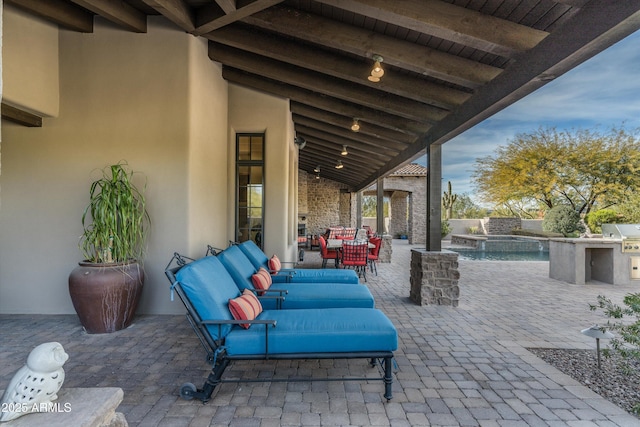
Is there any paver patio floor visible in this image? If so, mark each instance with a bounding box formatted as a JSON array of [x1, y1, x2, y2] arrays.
[[1, 240, 638, 426]]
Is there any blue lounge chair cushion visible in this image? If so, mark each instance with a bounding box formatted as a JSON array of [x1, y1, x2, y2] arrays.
[[260, 283, 374, 309], [217, 246, 375, 309], [224, 308, 398, 356], [175, 256, 239, 340], [237, 241, 359, 284]]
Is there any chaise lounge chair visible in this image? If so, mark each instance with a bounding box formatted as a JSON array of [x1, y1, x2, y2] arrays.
[[236, 240, 359, 284], [165, 253, 397, 403], [215, 245, 375, 310]]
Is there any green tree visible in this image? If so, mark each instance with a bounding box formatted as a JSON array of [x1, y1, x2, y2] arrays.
[[542, 204, 584, 236], [451, 194, 489, 219], [362, 195, 389, 217], [584, 209, 624, 234], [472, 126, 640, 216], [615, 192, 640, 223]]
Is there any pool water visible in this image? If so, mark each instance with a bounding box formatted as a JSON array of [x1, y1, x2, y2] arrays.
[[450, 249, 549, 261]]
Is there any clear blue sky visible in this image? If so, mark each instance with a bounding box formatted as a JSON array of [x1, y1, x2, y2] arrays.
[[415, 29, 640, 204]]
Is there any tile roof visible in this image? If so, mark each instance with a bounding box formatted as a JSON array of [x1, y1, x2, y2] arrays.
[[389, 163, 427, 177]]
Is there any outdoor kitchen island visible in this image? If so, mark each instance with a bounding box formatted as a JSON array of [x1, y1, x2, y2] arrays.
[[549, 224, 640, 286]]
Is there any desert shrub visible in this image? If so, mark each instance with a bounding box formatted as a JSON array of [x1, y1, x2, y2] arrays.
[[590, 293, 640, 414], [542, 205, 584, 236], [441, 220, 452, 237], [467, 226, 480, 234], [585, 209, 624, 234]]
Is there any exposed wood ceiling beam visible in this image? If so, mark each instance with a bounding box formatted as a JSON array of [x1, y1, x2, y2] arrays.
[[295, 124, 401, 156], [289, 102, 417, 145], [209, 43, 448, 123], [5, 0, 94, 32], [355, 0, 640, 190], [222, 67, 431, 135], [70, 0, 147, 32], [242, 5, 503, 88], [193, 0, 284, 34], [215, 0, 236, 14], [140, 0, 195, 31], [1, 103, 43, 127], [292, 118, 407, 156], [314, 0, 549, 57], [298, 150, 371, 179], [298, 161, 359, 187], [298, 142, 386, 169], [206, 24, 470, 109]]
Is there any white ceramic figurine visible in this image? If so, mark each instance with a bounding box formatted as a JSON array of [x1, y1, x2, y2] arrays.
[[0, 342, 69, 422]]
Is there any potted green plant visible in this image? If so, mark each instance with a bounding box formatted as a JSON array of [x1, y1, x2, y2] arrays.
[[68, 162, 150, 334]]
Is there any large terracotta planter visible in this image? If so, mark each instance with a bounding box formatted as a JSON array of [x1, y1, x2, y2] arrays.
[[68, 261, 144, 334]]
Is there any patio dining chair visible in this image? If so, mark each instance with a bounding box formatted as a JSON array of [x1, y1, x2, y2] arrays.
[[368, 237, 383, 276], [341, 240, 369, 281], [319, 236, 339, 268]]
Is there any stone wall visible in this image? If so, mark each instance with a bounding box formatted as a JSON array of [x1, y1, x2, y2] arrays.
[[366, 175, 426, 245], [298, 169, 309, 216], [299, 170, 350, 236], [410, 250, 460, 307], [389, 191, 408, 237], [482, 217, 521, 235], [339, 192, 353, 227]]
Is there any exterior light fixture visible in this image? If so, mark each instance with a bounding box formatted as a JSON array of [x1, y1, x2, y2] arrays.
[[335, 160, 344, 169], [341, 145, 348, 156], [351, 119, 360, 132], [294, 136, 306, 149], [315, 173, 320, 180], [368, 55, 384, 82], [313, 165, 320, 173], [581, 324, 614, 369]]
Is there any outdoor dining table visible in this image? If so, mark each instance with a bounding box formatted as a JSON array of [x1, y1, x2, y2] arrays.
[[327, 239, 375, 250]]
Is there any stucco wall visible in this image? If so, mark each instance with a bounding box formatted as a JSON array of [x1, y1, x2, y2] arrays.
[[2, 5, 59, 117], [0, 16, 228, 314], [227, 84, 296, 263]]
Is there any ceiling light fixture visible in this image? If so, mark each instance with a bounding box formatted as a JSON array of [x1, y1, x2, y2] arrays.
[[341, 145, 348, 156], [351, 118, 360, 132], [335, 160, 344, 169], [368, 54, 384, 83]]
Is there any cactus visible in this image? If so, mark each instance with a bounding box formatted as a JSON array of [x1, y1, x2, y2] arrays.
[[442, 181, 457, 220]]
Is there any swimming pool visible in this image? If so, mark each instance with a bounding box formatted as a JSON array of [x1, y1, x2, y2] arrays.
[[450, 249, 549, 261]]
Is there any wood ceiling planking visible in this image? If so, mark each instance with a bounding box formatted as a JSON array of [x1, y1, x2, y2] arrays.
[[10, 0, 640, 191]]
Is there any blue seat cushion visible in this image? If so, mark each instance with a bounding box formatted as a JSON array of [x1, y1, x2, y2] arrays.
[[175, 256, 240, 340], [218, 245, 374, 309], [261, 283, 374, 310], [236, 241, 359, 284], [271, 269, 359, 284], [223, 308, 398, 356]]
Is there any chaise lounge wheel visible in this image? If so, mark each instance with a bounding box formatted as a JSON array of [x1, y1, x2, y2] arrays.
[[180, 382, 197, 400]]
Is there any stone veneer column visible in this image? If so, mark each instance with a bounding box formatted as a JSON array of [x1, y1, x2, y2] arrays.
[[410, 249, 460, 306]]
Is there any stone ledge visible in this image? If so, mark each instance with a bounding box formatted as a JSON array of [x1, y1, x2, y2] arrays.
[[0, 387, 126, 427]]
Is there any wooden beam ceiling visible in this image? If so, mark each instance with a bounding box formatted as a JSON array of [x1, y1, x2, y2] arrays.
[[1, 103, 43, 127], [9, 0, 640, 191], [6, 0, 94, 32], [241, 5, 504, 89]]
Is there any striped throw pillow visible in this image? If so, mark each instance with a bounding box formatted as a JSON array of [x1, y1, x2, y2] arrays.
[[228, 289, 263, 329], [251, 267, 272, 291], [268, 254, 282, 273]]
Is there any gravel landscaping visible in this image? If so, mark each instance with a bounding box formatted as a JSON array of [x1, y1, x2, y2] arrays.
[[528, 348, 640, 418]]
